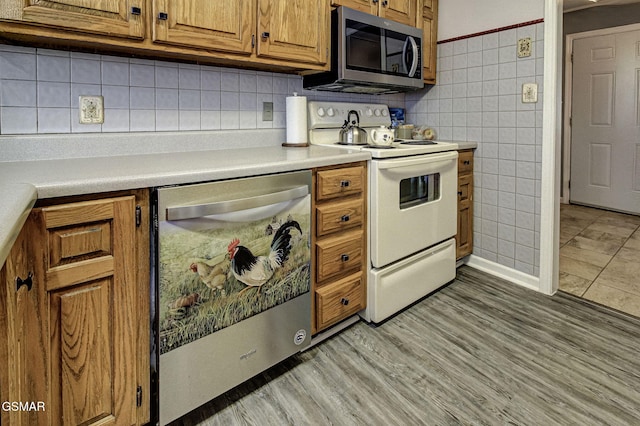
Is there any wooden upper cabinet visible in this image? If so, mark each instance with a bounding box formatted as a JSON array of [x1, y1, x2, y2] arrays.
[[257, 0, 329, 65], [418, 0, 437, 83], [0, 0, 144, 39], [378, 0, 416, 26], [332, 0, 416, 26], [152, 0, 254, 54]]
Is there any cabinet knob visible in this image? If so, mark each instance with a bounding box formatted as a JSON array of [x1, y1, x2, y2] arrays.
[[261, 32, 270, 39], [341, 214, 350, 222], [130, 6, 141, 15], [458, 191, 463, 196], [340, 298, 350, 306], [382, 0, 388, 6], [463, 160, 470, 165], [341, 254, 350, 262], [158, 12, 168, 20], [16, 272, 33, 292], [372, 0, 379, 3], [340, 180, 351, 188]]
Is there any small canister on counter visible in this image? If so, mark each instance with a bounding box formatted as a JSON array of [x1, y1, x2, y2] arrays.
[[396, 124, 414, 139]]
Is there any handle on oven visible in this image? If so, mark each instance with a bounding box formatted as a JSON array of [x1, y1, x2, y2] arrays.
[[166, 185, 309, 221], [375, 151, 458, 170]]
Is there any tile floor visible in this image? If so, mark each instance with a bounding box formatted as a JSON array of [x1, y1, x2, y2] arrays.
[[559, 203, 640, 317]]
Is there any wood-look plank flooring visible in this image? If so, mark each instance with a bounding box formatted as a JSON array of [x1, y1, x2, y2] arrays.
[[169, 266, 640, 425]]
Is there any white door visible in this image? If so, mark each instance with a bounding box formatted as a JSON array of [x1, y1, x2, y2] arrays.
[[570, 30, 640, 214]]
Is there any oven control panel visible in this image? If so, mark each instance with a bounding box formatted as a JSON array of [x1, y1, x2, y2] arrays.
[[308, 101, 391, 129]]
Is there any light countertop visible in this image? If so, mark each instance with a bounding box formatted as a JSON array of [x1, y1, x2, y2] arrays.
[[0, 131, 370, 268], [0, 129, 477, 268]]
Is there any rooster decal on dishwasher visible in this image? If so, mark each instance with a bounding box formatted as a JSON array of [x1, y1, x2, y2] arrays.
[[227, 220, 302, 293]]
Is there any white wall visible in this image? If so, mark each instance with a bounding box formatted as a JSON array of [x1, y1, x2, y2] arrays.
[[438, 0, 545, 41]]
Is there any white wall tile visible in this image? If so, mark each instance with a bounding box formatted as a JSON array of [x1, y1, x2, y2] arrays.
[[102, 108, 130, 132], [38, 82, 70, 108], [38, 108, 70, 133], [2, 80, 37, 107], [179, 110, 200, 130], [1, 107, 37, 134], [129, 109, 155, 132], [0, 51, 36, 80], [102, 60, 129, 86], [155, 109, 179, 131], [37, 55, 70, 82], [71, 58, 101, 84]]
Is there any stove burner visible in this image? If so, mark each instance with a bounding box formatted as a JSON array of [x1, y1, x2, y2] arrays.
[[365, 145, 395, 149], [399, 140, 437, 146]]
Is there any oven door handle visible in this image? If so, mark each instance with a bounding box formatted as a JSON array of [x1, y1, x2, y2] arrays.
[[375, 151, 458, 170], [166, 185, 309, 221]]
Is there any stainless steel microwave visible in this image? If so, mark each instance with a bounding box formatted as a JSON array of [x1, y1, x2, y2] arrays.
[[303, 6, 424, 94]]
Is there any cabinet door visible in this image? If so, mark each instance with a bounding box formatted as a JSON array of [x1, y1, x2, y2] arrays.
[[457, 174, 473, 259], [379, 0, 416, 26], [153, 0, 254, 54], [0, 0, 144, 39], [30, 196, 138, 425], [420, 0, 437, 83], [257, 0, 329, 65], [0, 222, 41, 426]]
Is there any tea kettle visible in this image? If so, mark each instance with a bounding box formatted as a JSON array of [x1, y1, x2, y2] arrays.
[[339, 110, 368, 145]]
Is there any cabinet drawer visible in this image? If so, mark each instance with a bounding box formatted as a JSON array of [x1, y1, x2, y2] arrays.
[[315, 272, 365, 330], [316, 230, 364, 282], [458, 150, 474, 174], [316, 198, 364, 237], [316, 166, 365, 201]]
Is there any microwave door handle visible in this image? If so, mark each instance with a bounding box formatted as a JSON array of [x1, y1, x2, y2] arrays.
[[166, 185, 309, 221], [404, 36, 419, 78]]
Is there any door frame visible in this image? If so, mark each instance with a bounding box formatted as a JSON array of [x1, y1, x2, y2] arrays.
[[562, 22, 640, 204]]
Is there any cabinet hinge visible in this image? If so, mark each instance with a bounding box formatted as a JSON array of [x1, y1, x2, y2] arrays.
[[569, 116, 572, 126], [571, 52, 574, 62], [136, 386, 142, 407], [251, 34, 255, 49], [135, 205, 142, 227]]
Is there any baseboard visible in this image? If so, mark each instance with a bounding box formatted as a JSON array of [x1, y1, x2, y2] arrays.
[[463, 254, 540, 292]]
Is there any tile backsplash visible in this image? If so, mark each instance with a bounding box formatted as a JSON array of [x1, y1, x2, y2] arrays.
[[406, 23, 544, 276], [0, 44, 404, 135]]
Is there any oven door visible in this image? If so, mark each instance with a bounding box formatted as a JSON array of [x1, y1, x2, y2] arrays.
[[369, 151, 458, 268]]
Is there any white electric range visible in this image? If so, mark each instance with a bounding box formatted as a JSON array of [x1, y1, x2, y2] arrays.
[[308, 101, 459, 323]]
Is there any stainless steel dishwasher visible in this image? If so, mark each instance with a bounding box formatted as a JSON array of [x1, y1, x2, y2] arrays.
[[151, 170, 312, 425]]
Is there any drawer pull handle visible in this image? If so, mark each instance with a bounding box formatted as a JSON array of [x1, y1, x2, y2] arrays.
[[158, 12, 168, 20], [463, 160, 470, 165], [340, 180, 351, 188], [341, 254, 350, 262], [131, 6, 141, 15], [261, 32, 270, 39], [341, 214, 350, 222], [16, 272, 33, 292], [340, 298, 350, 306]]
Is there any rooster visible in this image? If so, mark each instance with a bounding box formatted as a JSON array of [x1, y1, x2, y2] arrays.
[[227, 220, 302, 292]]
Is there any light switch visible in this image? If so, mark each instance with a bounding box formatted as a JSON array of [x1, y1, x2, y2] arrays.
[[262, 101, 273, 121], [522, 83, 538, 103]]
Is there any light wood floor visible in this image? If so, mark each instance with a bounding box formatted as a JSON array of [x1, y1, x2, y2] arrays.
[[169, 266, 640, 425], [559, 203, 640, 317]]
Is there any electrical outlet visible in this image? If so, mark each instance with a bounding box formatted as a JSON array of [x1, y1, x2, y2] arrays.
[[262, 101, 273, 121], [522, 83, 538, 103], [518, 37, 532, 58], [79, 95, 104, 124]]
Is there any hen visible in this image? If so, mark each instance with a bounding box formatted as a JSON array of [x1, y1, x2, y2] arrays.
[[227, 220, 302, 292], [190, 259, 229, 292]]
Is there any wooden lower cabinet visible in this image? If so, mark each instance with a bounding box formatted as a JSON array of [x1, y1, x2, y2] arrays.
[[312, 162, 367, 334], [456, 150, 474, 259], [0, 190, 150, 426]]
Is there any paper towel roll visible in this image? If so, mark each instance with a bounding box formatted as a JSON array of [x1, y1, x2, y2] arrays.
[[284, 93, 308, 147]]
